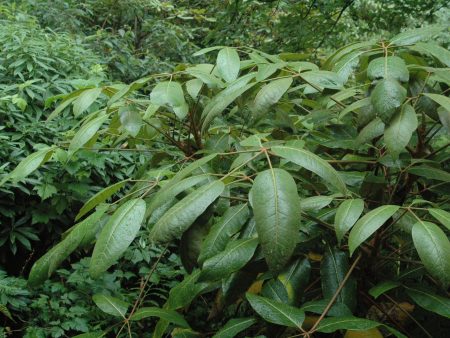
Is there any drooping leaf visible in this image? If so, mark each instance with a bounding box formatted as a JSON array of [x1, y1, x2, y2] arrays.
[[186, 79, 203, 99], [301, 70, 344, 90], [369, 281, 401, 299], [246, 293, 305, 328], [411, 42, 450, 67], [384, 104, 418, 158], [389, 26, 445, 46], [272, 145, 347, 194], [321, 247, 357, 311], [90, 199, 146, 278], [423, 93, 450, 112], [149, 180, 225, 243], [200, 238, 258, 281], [73, 87, 103, 116], [252, 77, 292, 116], [119, 108, 143, 137], [212, 317, 256, 338], [150, 81, 188, 119], [250, 168, 300, 273], [371, 79, 406, 123], [334, 199, 364, 244], [428, 208, 450, 230], [217, 47, 240, 83], [412, 221, 450, 287], [406, 288, 450, 318], [92, 294, 128, 318], [198, 204, 250, 264], [130, 307, 190, 327], [348, 205, 399, 256], [367, 56, 409, 82], [69, 114, 108, 155], [408, 166, 450, 182]]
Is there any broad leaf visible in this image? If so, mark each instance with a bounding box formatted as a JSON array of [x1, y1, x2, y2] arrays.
[[389, 25, 445, 46], [384, 104, 418, 158], [301, 70, 344, 90], [272, 145, 347, 194], [371, 78, 406, 123], [300, 195, 333, 212], [369, 281, 401, 299], [90, 199, 146, 278], [423, 93, 450, 112], [69, 114, 108, 155], [367, 56, 409, 82], [212, 317, 256, 338], [316, 317, 380, 333], [150, 81, 188, 119], [217, 47, 240, 83], [73, 87, 102, 116], [92, 294, 128, 318], [412, 221, 450, 287], [406, 288, 450, 318], [356, 118, 385, 146], [250, 168, 300, 272], [408, 166, 450, 182], [119, 108, 142, 137], [130, 307, 189, 327], [246, 293, 305, 328], [252, 77, 292, 116], [348, 205, 399, 256], [301, 299, 352, 317], [428, 208, 450, 230], [412, 42, 450, 67], [149, 180, 225, 243], [334, 199, 364, 244], [278, 258, 311, 305]]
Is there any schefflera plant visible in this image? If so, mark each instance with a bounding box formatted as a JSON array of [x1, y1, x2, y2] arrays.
[[1, 26, 450, 337]]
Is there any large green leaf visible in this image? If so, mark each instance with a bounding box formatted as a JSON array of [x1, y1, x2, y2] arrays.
[[250, 168, 300, 273], [278, 258, 311, 305], [348, 205, 399, 256], [69, 114, 108, 155], [423, 93, 450, 112], [406, 288, 450, 318], [75, 179, 128, 221], [272, 145, 347, 194], [119, 108, 142, 137], [92, 294, 128, 318], [407, 166, 450, 182], [73, 87, 103, 116], [252, 77, 292, 116], [367, 56, 409, 82], [299, 195, 333, 212], [150, 81, 188, 119], [355, 118, 385, 146], [89, 199, 146, 278], [428, 208, 450, 230], [412, 221, 450, 287], [301, 70, 344, 90], [321, 247, 357, 311], [316, 317, 380, 333], [389, 25, 445, 46], [334, 199, 364, 244], [198, 204, 249, 264], [217, 47, 240, 83], [384, 104, 418, 158], [246, 293, 305, 328], [200, 238, 258, 281], [412, 42, 450, 67], [130, 307, 189, 327], [371, 78, 406, 123], [149, 180, 225, 243], [369, 281, 401, 299], [212, 317, 256, 338], [167, 270, 209, 310]]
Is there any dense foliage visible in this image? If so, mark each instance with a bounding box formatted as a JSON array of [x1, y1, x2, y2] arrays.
[[0, 1, 449, 337]]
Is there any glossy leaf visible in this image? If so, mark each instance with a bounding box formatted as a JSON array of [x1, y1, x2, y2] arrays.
[[412, 221, 450, 287], [149, 180, 225, 243], [348, 205, 399, 256], [92, 294, 128, 317], [428, 208, 450, 231], [278, 258, 311, 305], [217, 47, 240, 83], [367, 56, 409, 82], [90, 199, 146, 278], [384, 104, 418, 158], [212, 317, 256, 338], [130, 307, 189, 327], [252, 77, 292, 116], [406, 288, 450, 318], [335, 199, 364, 244], [250, 168, 300, 273], [300, 195, 333, 212], [301, 299, 352, 317], [369, 281, 401, 299], [69, 114, 108, 155], [119, 108, 142, 137], [316, 317, 380, 333], [246, 293, 305, 328], [272, 145, 347, 194], [371, 78, 406, 123]]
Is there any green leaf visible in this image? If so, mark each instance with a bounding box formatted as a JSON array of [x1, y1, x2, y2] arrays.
[[348, 205, 399, 256], [423, 93, 450, 112], [212, 317, 256, 338], [150, 81, 188, 119], [130, 307, 189, 327], [300, 299, 352, 317], [198, 204, 249, 264], [278, 258, 311, 305], [299, 195, 333, 212], [335, 199, 364, 244], [428, 208, 450, 230], [92, 294, 128, 318], [69, 114, 108, 155], [408, 166, 450, 182], [200, 238, 258, 281], [371, 79, 406, 123], [369, 281, 401, 299], [412, 42, 450, 67], [217, 47, 240, 83], [75, 179, 128, 221], [72, 332, 105, 338], [338, 97, 371, 120], [321, 247, 357, 311], [167, 270, 209, 310], [246, 293, 305, 328], [356, 118, 385, 146], [406, 288, 450, 318], [316, 317, 380, 333], [34, 182, 57, 201], [412, 221, 450, 287], [119, 108, 142, 137], [384, 104, 418, 158], [389, 26, 445, 46], [89, 199, 146, 278], [186, 79, 203, 99], [193, 46, 225, 56], [252, 77, 292, 116], [73, 87, 103, 116], [250, 168, 300, 273], [149, 180, 225, 243], [301, 70, 344, 90], [367, 56, 409, 82], [272, 145, 347, 194]]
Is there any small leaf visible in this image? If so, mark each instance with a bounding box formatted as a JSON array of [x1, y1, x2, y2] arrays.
[[69, 114, 108, 155], [371, 79, 406, 123], [428, 208, 450, 230], [250, 168, 300, 273], [217, 47, 240, 83], [384, 104, 418, 158], [334, 199, 364, 244], [212, 317, 256, 338], [272, 145, 347, 194], [412, 221, 450, 287], [149, 181, 225, 243], [367, 56, 409, 82], [90, 199, 146, 278], [246, 293, 305, 328], [252, 77, 292, 116], [130, 307, 189, 327], [369, 281, 401, 299], [73, 87, 103, 116], [200, 238, 258, 281], [92, 294, 128, 318], [406, 288, 450, 318], [348, 205, 399, 256]]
